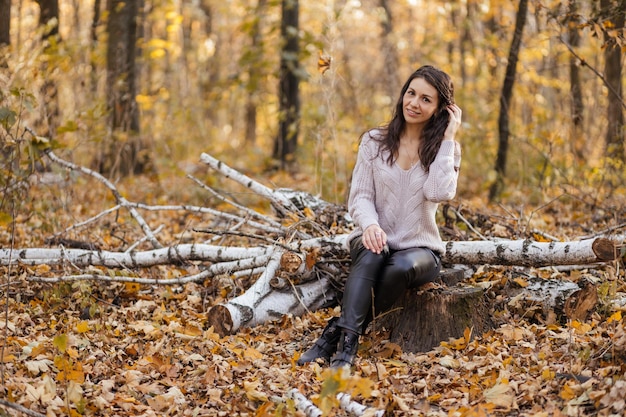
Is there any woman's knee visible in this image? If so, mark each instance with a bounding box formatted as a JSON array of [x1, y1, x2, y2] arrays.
[[349, 237, 386, 270], [385, 248, 440, 288]]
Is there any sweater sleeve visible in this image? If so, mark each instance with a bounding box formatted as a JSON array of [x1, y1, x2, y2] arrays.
[[348, 135, 380, 232], [423, 140, 461, 202]]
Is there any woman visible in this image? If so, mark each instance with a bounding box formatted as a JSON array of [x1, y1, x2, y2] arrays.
[[297, 65, 462, 368]]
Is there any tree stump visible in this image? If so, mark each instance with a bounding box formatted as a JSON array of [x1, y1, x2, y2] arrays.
[[372, 269, 493, 353]]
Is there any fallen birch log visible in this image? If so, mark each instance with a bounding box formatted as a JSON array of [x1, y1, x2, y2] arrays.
[[2, 236, 619, 268], [204, 236, 620, 335], [205, 248, 341, 335], [0, 245, 273, 267], [444, 237, 620, 266], [283, 388, 385, 417], [5, 236, 621, 335]]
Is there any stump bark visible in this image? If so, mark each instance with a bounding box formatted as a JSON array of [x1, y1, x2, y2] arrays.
[[372, 269, 493, 353]]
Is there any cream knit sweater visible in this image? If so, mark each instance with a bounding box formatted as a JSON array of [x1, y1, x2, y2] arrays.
[[347, 129, 462, 256]]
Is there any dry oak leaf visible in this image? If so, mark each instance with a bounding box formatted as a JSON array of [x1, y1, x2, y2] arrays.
[[483, 383, 515, 409], [244, 380, 269, 402]]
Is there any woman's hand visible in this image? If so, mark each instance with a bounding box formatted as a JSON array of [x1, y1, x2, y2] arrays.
[[444, 104, 462, 141], [363, 225, 387, 254]]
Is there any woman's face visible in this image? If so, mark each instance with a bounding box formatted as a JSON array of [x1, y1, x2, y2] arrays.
[[402, 77, 439, 126]]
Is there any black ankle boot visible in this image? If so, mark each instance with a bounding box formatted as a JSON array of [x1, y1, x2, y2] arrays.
[[330, 330, 359, 369], [297, 317, 341, 365]]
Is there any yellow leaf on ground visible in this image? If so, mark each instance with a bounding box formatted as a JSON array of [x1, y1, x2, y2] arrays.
[[35, 264, 51, 275], [559, 382, 577, 401], [244, 347, 263, 360], [542, 368, 555, 380], [53, 334, 68, 353], [607, 311, 622, 323], [244, 380, 268, 402], [76, 321, 90, 333], [0, 352, 16, 363]]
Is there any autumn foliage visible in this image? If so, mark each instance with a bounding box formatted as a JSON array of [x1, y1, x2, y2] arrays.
[[2, 0, 626, 416]]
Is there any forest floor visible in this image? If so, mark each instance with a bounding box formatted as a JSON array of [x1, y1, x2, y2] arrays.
[[1, 169, 626, 417]]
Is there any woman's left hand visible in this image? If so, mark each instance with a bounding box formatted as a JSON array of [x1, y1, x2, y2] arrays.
[[444, 104, 462, 141]]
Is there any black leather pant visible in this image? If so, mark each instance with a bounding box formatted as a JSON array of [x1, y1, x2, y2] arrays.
[[336, 237, 441, 335]]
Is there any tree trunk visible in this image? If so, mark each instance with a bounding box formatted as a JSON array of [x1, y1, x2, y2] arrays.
[[0, 0, 10, 48], [274, 0, 300, 169], [89, 0, 102, 96], [379, 0, 400, 98], [568, 0, 585, 160], [197, 0, 220, 127], [244, 0, 267, 145], [98, 0, 152, 178], [568, 0, 583, 128], [601, 0, 625, 164], [489, 0, 528, 201], [35, 0, 60, 139], [35, 0, 59, 39]]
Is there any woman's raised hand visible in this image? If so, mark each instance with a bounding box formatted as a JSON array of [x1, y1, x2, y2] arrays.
[[444, 104, 462, 141]]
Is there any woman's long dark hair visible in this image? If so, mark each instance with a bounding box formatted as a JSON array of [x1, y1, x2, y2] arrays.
[[375, 65, 455, 171]]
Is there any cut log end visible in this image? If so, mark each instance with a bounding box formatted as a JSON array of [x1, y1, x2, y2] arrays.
[[206, 304, 234, 337], [592, 238, 620, 261]]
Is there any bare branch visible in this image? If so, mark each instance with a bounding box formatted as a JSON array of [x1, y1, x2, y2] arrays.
[[200, 152, 302, 216], [25, 127, 163, 249], [0, 399, 46, 417]]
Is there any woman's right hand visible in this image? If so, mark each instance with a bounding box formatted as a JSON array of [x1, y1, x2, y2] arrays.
[[363, 225, 387, 254]]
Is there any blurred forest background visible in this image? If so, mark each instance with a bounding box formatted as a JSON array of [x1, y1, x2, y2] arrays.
[[1, 0, 625, 215]]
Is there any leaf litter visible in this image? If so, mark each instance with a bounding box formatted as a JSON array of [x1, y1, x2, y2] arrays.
[[1, 177, 626, 416]]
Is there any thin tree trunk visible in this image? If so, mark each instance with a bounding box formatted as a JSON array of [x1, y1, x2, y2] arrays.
[[274, 0, 300, 169], [0, 0, 10, 48], [601, 0, 625, 164], [198, 0, 220, 127], [489, 0, 528, 201], [35, 0, 60, 139], [379, 0, 400, 98], [459, 0, 476, 84], [568, 0, 585, 160], [106, 0, 140, 133], [484, 0, 501, 80], [99, 0, 152, 177], [36, 0, 59, 38], [89, 0, 102, 96], [244, 0, 267, 144]]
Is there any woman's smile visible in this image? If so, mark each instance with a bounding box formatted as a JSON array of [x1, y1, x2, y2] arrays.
[[402, 77, 439, 124]]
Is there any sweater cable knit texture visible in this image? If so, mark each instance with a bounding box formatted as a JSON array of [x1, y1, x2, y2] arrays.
[[347, 129, 462, 256]]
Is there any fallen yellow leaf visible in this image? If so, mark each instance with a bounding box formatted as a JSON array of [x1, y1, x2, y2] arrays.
[[76, 320, 90, 333]]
